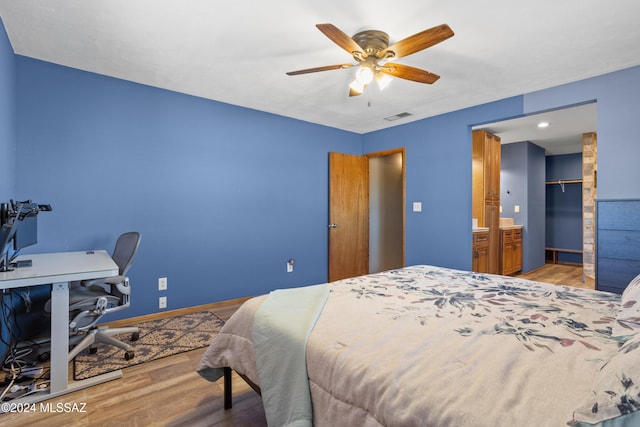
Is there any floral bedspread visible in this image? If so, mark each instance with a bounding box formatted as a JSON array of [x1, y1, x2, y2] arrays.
[[200, 265, 632, 426], [339, 266, 619, 354]]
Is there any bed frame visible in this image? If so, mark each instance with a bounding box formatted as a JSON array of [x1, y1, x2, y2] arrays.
[[222, 367, 261, 410]]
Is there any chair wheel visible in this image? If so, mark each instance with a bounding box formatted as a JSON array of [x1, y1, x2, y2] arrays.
[[124, 351, 135, 361], [89, 346, 98, 354], [131, 332, 140, 341]]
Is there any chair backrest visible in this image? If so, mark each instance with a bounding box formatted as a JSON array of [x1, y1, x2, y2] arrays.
[[111, 232, 141, 276]]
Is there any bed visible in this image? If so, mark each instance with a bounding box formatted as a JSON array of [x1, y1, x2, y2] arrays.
[[197, 265, 640, 426]]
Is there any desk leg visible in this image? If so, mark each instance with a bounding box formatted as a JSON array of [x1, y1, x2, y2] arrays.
[[49, 281, 69, 393]]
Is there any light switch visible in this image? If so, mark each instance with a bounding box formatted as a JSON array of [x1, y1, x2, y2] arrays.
[[514, 205, 520, 213], [413, 202, 422, 212]]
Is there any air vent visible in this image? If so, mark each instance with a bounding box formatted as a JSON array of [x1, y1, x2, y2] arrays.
[[384, 112, 413, 121]]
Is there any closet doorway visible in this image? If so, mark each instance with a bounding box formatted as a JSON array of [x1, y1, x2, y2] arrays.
[[328, 149, 405, 281]]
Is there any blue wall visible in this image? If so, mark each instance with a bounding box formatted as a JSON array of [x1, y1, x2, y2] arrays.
[[546, 153, 582, 181], [526, 142, 546, 271], [14, 56, 362, 319], [0, 16, 16, 367], [0, 17, 15, 199], [501, 141, 546, 272]]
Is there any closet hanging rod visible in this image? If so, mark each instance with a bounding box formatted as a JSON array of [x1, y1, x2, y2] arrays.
[[545, 179, 583, 185]]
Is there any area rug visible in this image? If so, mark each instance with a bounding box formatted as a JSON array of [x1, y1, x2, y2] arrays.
[[72, 310, 225, 380]]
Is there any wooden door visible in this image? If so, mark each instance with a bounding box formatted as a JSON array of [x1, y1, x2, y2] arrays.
[[486, 132, 501, 200], [513, 230, 523, 272], [476, 244, 489, 273], [473, 232, 489, 273], [328, 152, 369, 282], [472, 135, 486, 226], [485, 200, 500, 274], [501, 233, 513, 275]]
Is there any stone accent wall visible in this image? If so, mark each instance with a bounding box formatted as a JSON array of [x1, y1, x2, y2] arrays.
[[582, 132, 597, 286]]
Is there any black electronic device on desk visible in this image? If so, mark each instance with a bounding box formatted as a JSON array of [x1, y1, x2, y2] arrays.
[[0, 200, 52, 272]]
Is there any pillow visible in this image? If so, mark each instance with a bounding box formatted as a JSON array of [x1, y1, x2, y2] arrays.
[[572, 333, 640, 425], [621, 273, 640, 301], [611, 273, 640, 337]]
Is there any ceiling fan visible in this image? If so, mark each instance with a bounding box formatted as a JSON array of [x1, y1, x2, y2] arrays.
[[286, 23, 454, 97]]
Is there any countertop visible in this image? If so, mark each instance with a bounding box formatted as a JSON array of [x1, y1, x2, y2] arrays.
[[499, 225, 523, 230]]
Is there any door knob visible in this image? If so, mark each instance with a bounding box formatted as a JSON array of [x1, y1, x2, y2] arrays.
[[328, 224, 338, 228]]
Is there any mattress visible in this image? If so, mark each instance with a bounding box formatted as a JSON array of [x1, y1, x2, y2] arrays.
[[198, 265, 640, 427]]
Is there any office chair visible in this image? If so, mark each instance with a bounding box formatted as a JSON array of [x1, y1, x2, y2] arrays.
[[44, 232, 141, 362]]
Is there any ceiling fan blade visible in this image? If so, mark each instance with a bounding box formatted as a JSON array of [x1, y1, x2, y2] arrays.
[[286, 63, 354, 76], [379, 63, 440, 84], [316, 23, 367, 59], [378, 24, 454, 59]]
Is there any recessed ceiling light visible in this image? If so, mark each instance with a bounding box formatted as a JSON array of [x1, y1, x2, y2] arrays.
[[537, 121, 550, 128]]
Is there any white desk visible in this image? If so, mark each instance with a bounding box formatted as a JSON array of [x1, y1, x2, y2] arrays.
[[0, 251, 120, 405]]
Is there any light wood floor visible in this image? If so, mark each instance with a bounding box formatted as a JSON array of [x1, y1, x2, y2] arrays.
[[1, 263, 584, 426], [1, 300, 267, 427], [514, 262, 589, 289]]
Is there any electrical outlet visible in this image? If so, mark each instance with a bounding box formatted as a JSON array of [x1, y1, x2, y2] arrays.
[[158, 277, 167, 291], [159, 296, 167, 309]]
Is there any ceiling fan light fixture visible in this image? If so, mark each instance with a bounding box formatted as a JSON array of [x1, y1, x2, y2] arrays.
[[355, 65, 374, 84], [375, 72, 392, 90], [349, 79, 366, 95]]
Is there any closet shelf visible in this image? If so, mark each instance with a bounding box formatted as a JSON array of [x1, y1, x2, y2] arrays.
[[545, 179, 583, 185]]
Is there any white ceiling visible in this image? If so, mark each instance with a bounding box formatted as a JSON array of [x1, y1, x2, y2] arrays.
[[0, 1, 639, 135]]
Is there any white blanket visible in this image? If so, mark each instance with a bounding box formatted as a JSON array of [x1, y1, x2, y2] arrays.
[[252, 284, 329, 427]]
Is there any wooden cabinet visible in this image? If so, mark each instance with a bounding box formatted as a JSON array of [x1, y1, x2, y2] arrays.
[[500, 227, 523, 275], [473, 230, 489, 273], [473, 130, 501, 274]]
